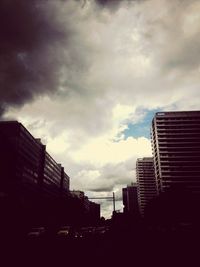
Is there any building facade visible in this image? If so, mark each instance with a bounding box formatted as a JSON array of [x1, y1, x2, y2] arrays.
[[0, 121, 45, 193], [122, 183, 139, 217], [136, 157, 157, 217], [0, 121, 70, 195], [151, 111, 200, 195], [61, 166, 70, 194], [0, 121, 101, 227], [0, 121, 71, 227], [69, 191, 101, 226]]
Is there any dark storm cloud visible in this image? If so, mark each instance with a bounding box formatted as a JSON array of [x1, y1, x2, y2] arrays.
[[95, 0, 145, 10], [95, 0, 121, 8], [0, 0, 67, 116]]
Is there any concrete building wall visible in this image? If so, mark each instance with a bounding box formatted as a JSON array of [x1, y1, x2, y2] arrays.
[[151, 111, 200, 194], [136, 157, 157, 216]]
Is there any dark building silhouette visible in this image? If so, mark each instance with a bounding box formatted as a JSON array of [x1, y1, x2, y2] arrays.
[[61, 166, 70, 194], [70, 190, 100, 226], [0, 121, 72, 228], [0, 122, 44, 191], [0, 121, 101, 229], [0, 121, 103, 228], [122, 183, 139, 218], [84, 197, 101, 225], [151, 111, 200, 194], [43, 152, 64, 197], [0, 121, 69, 193], [148, 111, 200, 227], [136, 157, 157, 217]]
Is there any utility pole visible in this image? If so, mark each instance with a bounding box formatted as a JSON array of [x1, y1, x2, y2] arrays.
[[113, 192, 115, 212]]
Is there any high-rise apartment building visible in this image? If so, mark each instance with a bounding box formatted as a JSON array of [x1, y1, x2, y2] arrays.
[[151, 111, 200, 195], [136, 157, 157, 216]]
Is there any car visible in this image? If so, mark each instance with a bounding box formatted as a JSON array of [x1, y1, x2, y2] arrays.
[[27, 227, 46, 238], [56, 226, 71, 237], [79, 227, 95, 238], [74, 230, 83, 238], [94, 226, 110, 235]]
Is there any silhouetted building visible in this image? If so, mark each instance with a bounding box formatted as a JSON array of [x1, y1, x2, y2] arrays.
[[151, 111, 200, 195], [89, 201, 100, 224], [69, 191, 100, 226], [60, 166, 70, 194], [0, 121, 103, 228], [0, 121, 45, 193], [43, 152, 63, 197], [136, 157, 157, 217], [123, 183, 139, 217], [84, 197, 100, 225], [70, 190, 85, 199], [0, 121, 71, 227]]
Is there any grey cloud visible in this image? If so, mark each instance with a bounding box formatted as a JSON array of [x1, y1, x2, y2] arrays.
[[94, 0, 146, 10], [142, 0, 200, 75], [70, 160, 136, 193], [94, 0, 122, 10], [1, 0, 117, 138], [0, 0, 94, 117], [2, 0, 199, 121], [0, 0, 67, 115], [87, 185, 114, 192], [163, 34, 200, 73], [86, 161, 136, 193]]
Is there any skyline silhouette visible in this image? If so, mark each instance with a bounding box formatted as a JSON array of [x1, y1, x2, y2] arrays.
[[1, 110, 200, 222]]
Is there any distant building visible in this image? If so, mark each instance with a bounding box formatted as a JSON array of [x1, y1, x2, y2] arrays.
[[70, 190, 85, 199], [60, 166, 70, 198], [69, 191, 100, 225], [89, 201, 100, 222], [122, 183, 139, 217], [136, 157, 157, 217], [85, 197, 100, 225], [151, 111, 200, 194]]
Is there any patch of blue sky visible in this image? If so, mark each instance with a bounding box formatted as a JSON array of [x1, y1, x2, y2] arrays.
[[123, 108, 161, 139]]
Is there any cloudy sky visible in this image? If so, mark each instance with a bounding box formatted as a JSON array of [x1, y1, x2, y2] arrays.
[[1, 0, 200, 218]]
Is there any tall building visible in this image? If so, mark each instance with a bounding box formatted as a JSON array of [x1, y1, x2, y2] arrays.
[[0, 121, 70, 196], [60, 166, 70, 194], [136, 157, 157, 216], [42, 152, 63, 197], [151, 111, 200, 195], [0, 121, 45, 193], [122, 183, 139, 217], [0, 121, 71, 226], [0, 120, 100, 227]]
